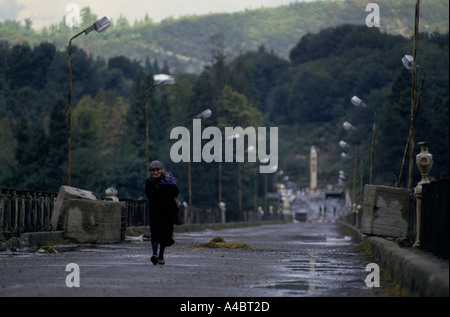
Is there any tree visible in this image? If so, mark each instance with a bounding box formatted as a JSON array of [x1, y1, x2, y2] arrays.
[[11, 115, 31, 187], [214, 86, 263, 211], [71, 96, 103, 190], [43, 99, 67, 191], [0, 117, 16, 185], [123, 71, 154, 157], [91, 89, 128, 158]]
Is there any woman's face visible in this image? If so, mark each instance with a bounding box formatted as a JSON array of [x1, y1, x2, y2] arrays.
[[151, 168, 162, 178]]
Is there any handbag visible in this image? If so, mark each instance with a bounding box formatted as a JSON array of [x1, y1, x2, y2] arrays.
[[174, 198, 184, 225]]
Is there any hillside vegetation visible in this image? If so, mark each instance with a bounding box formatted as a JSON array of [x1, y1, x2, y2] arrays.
[[0, 0, 448, 73], [0, 1, 448, 212]]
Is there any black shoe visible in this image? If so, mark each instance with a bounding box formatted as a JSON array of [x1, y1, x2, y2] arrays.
[[158, 257, 165, 265], [151, 255, 158, 265]]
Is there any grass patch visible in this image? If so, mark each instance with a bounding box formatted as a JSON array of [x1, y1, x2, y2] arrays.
[[184, 236, 254, 249]]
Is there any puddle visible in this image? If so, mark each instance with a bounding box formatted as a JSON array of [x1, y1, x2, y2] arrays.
[[264, 248, 361, 294], [266, 280, 324, 292], [289, 235, 352, 246]]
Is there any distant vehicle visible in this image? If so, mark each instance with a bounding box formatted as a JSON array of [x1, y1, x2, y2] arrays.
[[324, 185, 345, 200], [294, 211, 308, 222]]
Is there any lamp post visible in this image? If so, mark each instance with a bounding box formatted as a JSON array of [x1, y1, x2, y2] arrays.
[[67, 16, 110, 186], [188, 109, 212, 223], [343, 121, 364, 206], [351, 95, 376, 185], [396, 53, 425, 188], [219, 133, 239, 216], [145, 74, 175, 175], [340, 140, 357, 212]]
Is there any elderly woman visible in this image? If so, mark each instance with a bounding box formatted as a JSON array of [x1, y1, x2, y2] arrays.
[[145, 160, 179, 265]]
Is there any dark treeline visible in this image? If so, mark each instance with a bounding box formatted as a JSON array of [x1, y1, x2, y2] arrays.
[[0, 25, 448, 212]]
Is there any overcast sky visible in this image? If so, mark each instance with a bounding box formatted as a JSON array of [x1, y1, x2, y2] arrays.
[[0, 0, 319, 29]]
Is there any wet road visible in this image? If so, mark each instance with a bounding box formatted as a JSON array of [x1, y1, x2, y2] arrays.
[[0, 219, 392, 297]]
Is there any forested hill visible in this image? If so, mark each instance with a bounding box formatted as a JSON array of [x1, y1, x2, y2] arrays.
[[0, 0, 448, 73]]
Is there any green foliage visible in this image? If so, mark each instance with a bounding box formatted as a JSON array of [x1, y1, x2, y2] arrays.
[[0, 3, 448, 210]]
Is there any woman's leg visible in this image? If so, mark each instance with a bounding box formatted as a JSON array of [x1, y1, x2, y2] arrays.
[[158, 244, 166, 264], [151, 242, 158, 265]]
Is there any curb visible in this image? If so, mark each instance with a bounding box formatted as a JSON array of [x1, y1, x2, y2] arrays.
[[0, 231, 65, 251], [21, 231, 65, 247], [340, 221, 449, 297]]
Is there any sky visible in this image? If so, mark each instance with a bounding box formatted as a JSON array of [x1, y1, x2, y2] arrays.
[[0, 0, 318, 30]]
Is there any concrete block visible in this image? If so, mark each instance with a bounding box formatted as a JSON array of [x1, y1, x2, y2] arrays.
[[51, 186, 97, 231], [63, 199, 125, 244], [361, 185, 412, 238]]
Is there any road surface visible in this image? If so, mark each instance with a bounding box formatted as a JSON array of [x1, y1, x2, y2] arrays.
[[0, 219, 393, 298]]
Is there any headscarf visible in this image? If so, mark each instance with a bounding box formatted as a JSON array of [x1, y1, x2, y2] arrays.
[[149, 160, 165, 170], [148, 160, 177, 185]]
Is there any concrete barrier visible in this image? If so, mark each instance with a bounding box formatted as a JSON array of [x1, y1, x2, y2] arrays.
[[50, 186, 126, 244], [51, 186, 97, 231], [361, 185, 412, 238], [63, 199, 125, 244]]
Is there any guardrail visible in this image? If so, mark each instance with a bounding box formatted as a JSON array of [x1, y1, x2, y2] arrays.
[[1, 188, 281, 237], [120, 197, 149, 227], [0, 188, 57, 237]]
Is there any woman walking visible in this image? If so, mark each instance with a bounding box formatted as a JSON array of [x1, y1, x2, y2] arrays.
[[145, 160, 179, 265]]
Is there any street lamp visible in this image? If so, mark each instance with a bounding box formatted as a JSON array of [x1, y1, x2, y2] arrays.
[[194, 109, 212, 119], [351, 95, 376, 184], [218, 132, 239, 213], [67, 16, 111, 186], [340, 140, 357, 212], [396, 53, 425, 188], [401, 54, 415, 70], [343, 121, 364, 206], [188, 109, 213, 223], [145, 74, 175, 175], [245, 145, 257, 215], [339, 140, 350, 149]]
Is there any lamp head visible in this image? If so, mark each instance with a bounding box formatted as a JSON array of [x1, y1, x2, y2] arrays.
[[154, 74, 175, 85], [352, 95, 368, 108], [343, 121, 355, 131], [195, 109, 212, 119], [84, 16, 110, 35], [402, 55, 415, 70], [339, 140, 349, 148], [94, 16, 110, 32]]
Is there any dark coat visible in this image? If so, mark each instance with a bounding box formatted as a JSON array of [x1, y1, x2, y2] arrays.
[[145, 173, 179, 246]]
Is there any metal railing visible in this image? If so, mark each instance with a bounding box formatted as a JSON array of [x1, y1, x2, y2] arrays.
[[120, 198, 149, 227], [0, 188, 57, 236], [1, 188, 285, 237]]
